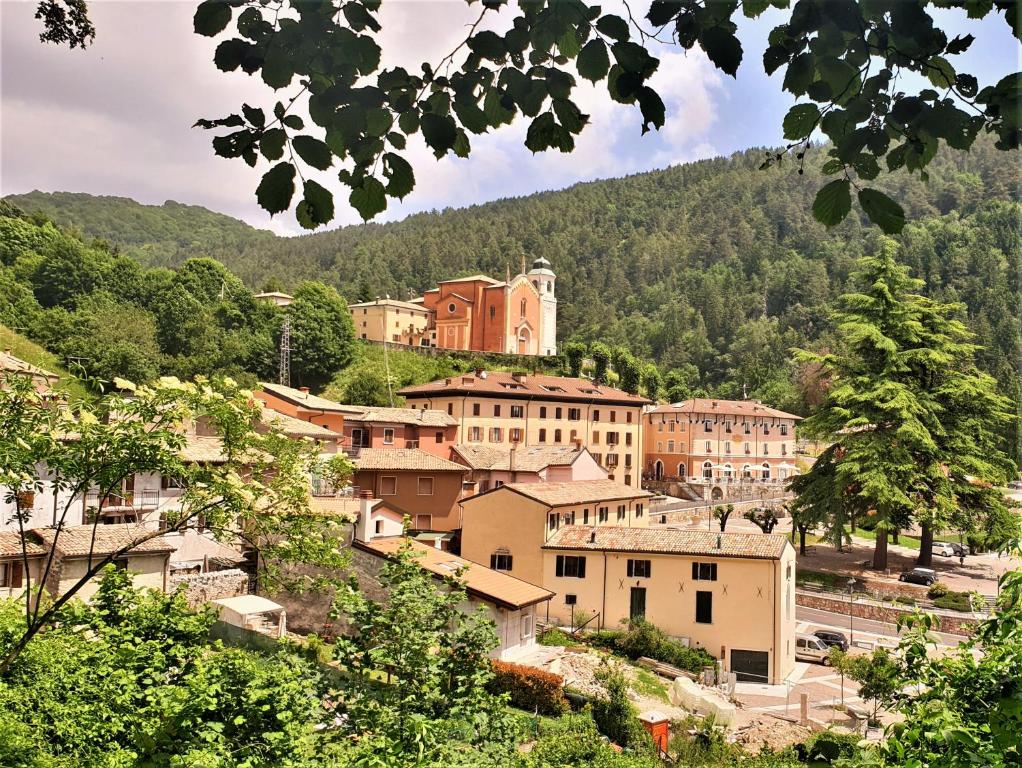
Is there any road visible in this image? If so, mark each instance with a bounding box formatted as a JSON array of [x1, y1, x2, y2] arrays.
[[796, 605, 965, 647]]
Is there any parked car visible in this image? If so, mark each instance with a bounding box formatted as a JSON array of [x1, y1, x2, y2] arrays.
[[899, 567, 937, 586], [949, 542, 967, 557], [1007, 479, 1022, 490], [932, 542, 957, 557], [812, 630, 849, 651], [795, 634, 832, 665]]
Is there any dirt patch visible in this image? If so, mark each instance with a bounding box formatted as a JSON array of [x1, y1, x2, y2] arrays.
[[729, 713, 813, 752]]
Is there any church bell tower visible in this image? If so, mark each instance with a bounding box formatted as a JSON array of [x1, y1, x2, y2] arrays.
[[527, 257, 557, 356]]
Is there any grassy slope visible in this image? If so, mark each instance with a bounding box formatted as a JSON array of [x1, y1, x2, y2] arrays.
[[0, 324, 91, 401]]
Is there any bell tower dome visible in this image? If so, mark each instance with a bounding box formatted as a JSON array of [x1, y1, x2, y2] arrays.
[[527, 256, 557, 356]]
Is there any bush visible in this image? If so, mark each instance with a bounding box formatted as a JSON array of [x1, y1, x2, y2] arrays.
[[927, 581, 950, 599], [538, 627, 573, 646], [613, 620, 716, 674], [588, 630, 625, 651], [933, 592, 973, 612], [489, 660, 569, 716], [591, 664, 652, 750], [798, 730, 861, 764]]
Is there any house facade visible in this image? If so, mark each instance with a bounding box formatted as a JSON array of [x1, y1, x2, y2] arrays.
[[450, 445, 608, 492], [542, 526, 797, 684], [459, 480, 653, 587], [256, 382, 363, 435], [400, 371, 648, 487], [644, 399, 802, 496], [342, 406, 458, 459], [349, 298, 432, 347]]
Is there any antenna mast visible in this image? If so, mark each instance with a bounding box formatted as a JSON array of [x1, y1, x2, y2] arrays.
[[279, 315, 291, 387]]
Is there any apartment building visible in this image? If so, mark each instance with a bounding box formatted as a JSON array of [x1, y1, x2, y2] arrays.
[[400, 371, 649, 486], [459, 479, 653, 586], [349, 298, 432, 346], [542, 526, 797, 683], [644, 399, 801, 490]]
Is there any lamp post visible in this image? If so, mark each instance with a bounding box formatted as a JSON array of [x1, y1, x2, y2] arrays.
[[847, 577, 856, 647]]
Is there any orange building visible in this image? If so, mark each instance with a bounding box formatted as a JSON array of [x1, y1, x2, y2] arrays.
[[643, 399, 801, 495]]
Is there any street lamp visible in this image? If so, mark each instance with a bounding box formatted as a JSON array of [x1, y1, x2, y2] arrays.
[[847, 577, 856, 647]]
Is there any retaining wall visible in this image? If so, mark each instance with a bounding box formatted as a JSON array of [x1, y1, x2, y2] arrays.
[[170, 569, 249, 608], [795, 591, 977, 636]]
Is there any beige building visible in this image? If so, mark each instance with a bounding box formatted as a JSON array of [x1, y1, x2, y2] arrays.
[[542, 526, 796, 684], [450, 444, 608, 492], [400, 371, 649, 486], [459, 480, 653, 587], [349, 298, 432, 347]]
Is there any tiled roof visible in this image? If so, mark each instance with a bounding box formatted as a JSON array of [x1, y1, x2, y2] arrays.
[[470, 479, 652, 507], [348, 298, 431, 312], [0, 532, 47, 558], [358, 537, 553, 609], [179, 436, 229, 464], [399, 372, 650, 405], [253, 291, 293, 300], [544, 526, 791, 560], [308, 496, 361, 520], [346, 406, 457, 427], [259, 407, 342, 439], [33, 524, 175, 557], [0, 351, 59, 381], [649, 399, 801, 421], [451, 444, 586, 472], [355, 448, 468, 473], [437, 274, 501, 285], [258, 383, 364, 414]]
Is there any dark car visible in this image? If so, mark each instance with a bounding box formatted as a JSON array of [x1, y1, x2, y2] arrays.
[[899, 567, 937, 586], [812, 630, 849, 651], [950, 542, 967, 557]]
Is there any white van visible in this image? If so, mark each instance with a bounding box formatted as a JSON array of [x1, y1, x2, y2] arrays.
[[795, 634, 832, 665], [932, 542, 956, 557]]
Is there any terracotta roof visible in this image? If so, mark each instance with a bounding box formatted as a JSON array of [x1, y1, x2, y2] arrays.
[[179, 436, 229, 464], [358, 537, 553, 609], [253, 291, 293, 300], [437, 274, 501, 285], [468, 479, 651, 507], [0, 351, 59, 381], [33, 524, 175, 558], [258, 383, 364, 414], [308, 496, 361, 519], [649, 399, 801, 421], [544, 526, 791, 560], [451, 444, 588, 472], [345, 406, 457, 427], [355, 448, 468, 473], [348, 298, 431, 312], [0, 532, 47, 558], [259, 407, 342, 439], [399, 372, 650, 405]]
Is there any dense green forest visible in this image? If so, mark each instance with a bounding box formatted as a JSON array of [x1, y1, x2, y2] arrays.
[[4, 138, 1020, 462]]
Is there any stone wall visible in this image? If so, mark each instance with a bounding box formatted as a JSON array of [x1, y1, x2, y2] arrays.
[[795, 590, 978, 636], [170, 569, 249, 608]]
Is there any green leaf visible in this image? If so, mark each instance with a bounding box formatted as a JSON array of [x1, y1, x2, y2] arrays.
[[365, 108, 393, 137], [812, 179, 852, 227], [925, 56, 956, 88], [398, 109, 419, 135], [262, 45, 294, 90], [282, 114, 305, 130], [636, 86, 665, 134], [342, 2, 382, 33], [557, 27, 581, 58], [851, 153, 881, 180], [468, 31, 506, 60], [596, 14, 630, 42], [255, 162, 296, 215], [525, 112, 557, 152], [577, 39, 610, 82], [291, 136, 333, 170], [214, 39, 248, 72], [296, 180, 335, 229], [742, 0, 770, 17], [552, 98, 587, 133], [483, 89, 515, 125], [382, 153, 415, 199], [194, 1, 232, 36], [242, 104, 265, 128], [612, 42, 657, 75], [349, 176, 387, 220], [259, 128, 287, 161], [699, 27, 743, 77], [453, 100, 489, 134], [858, 188, 905, 234], [386, 131, 406, 149], [421, 113, 458, 156], [782, 103, 820, 139]]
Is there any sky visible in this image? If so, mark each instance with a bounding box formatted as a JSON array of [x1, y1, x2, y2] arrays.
[[1, 1, 1017, 235]]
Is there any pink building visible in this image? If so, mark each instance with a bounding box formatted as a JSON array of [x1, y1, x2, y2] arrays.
[[450, 445, 608, 492]]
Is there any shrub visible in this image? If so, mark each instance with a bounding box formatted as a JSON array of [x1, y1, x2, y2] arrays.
[[489, 660, 569, 716], [927, 581, 950, 599], [614, 620, 716, 674], [591, 664, 652, 750], [588, 630, 625, 651], [538, 627, 573, 647], [798, 730, 861, 764], [933, 592, 973, 612]]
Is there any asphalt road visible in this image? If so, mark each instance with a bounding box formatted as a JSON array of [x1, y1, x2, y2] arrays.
[[796, 605, 965, 647]]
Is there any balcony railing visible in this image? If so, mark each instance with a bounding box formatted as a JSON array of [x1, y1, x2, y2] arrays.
[[84, 488, 160, 511]]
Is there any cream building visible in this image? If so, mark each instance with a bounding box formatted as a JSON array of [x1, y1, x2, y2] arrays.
[[349, 298, 432, 347], [542, 526, 796, 684], [459, 479, 652, 587], [400, 371, 649, 486]]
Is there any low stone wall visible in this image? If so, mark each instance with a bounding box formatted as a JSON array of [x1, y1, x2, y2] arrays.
[[795, 590, 977, 636], [170, 569, 249, 608]]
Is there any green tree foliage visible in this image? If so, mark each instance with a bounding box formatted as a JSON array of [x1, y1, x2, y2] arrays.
[[590, 341, 611, 384], [829, 647, 900, 723], [590, 664, 652, 751], [286, 281, 356, 390], [188, 0, 1017, 229], [563, 340, 586, 378], [792, 241, 1016, 570], [342, 366, 391, 406]]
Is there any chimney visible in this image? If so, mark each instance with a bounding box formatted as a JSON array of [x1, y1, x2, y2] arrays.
[[509, 443, 517, 473], [716, 535, 722, 549], [589, 529, 597, 543], [474, 368, 484, 377], [299, 386, 310, 395], [354, 491, 380, 543], [3, 348, 11, 356], [512, 371, 527, 383], [572, 438, 583, 450]]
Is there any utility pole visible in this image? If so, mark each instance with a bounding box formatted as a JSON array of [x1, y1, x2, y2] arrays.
[[279, 315, 291, 388]]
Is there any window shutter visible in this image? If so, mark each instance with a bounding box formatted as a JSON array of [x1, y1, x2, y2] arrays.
[[627, 560, 634, 578], [507, 556, 513, 570], [11, 561, 23, 589], [556, 556, 564, 577], [577, 557, 586, 578], [490, 555, 497, 569], [711, 563, 718, 581], [692, 562, 699, 580]]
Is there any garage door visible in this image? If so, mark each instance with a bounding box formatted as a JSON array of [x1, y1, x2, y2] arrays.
[[730, 649, 769, 683]]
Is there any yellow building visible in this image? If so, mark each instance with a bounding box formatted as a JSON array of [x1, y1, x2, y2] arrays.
[[542, 527, 796, 684], [459, 479, 653, 587], [400, 371, 649, 486], [349, 298, 431, 346]]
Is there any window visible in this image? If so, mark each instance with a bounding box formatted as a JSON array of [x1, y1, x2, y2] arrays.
[[510, 428, 523, 443], [764, 424, 771, 435], [375, 520, 384, 534], [624, 454, 632, 467], [667, 440, 675, 453], [555, 407, 563, 419], [473, 403, 481, 416], [555, 555, 587, 578], [549, 513, 558, 531], [607, 431, 619, 445], [725, 421, 732, 433], [627, 559, 651, 578], [598, 506, 609, 522], [635, 503, 643, 517], [725, 442, 731, 454], [593, 410, 600, 422], [627, 412, 633, 423], [566, 510, 576, 525], [380, 476, 397, 495], [415, 514, 431, 529], [539, 428, 547, 442], [383, 428, 395, 445], [624, 475, 631, 485], [583, 508, 590, 524], [780, 424, 789, 436], [417, 477, 434, 496], [539, 406, 547, 418], [594, 431, 601, 445], [489, 305, 496, 319], [554, 429, 562, 442], [657, 422, 663, 432], [616, 504, 625, 521], [494, 405, 501, 417], [625, 433, 632, 446], [696, 591, 713, 624], [521, 612, 534, 639], [435, 431, 443, 443], [469, 426, 482, 442], [490, 552, 513, 571], [669, 421, 675, 432], [763, 444, 770, 455], [705, 441, 711, 452], [744, 422, 751, 434], [447, 403, 453, 416], [490, 427, 503, 442], [511, 405, 524, 418], [692, 562, 718, 581], [568, 407, 581, 421], [0, 562, 23, 588], [494, 480, 504, 487], [704, 420, 712, 432], [569, 429, 578, 442], [610, 411, 616, 423], [655, 441, 661, 452], [448, 302, 457, 313], [520, 298, 527, 318], [745, 442, 751, 454]]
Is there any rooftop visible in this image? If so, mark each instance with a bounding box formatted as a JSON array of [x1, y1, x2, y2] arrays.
[[348, 298, 431, 312], [355, 448, 468, 473], [32, 524, 175, 558], [212, 594, 284, 615], [650, 399, 802, 421], [0, 532, 47, 558], [258, 383, 364, 414], [259, 407, 342, 439], [544, 526, 791, 560], [451, 444, 588, 472], [467, 479, 652, 507], [437, 274, 502, 285], [358, 537, 553, 609], [399, 372, 650, 405], [0, 350, 59, 381], [346, 405, 457, 428], [253, 291, 293, 300]]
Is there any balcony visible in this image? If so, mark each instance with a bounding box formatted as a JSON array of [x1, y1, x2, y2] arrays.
[[85, 488, 160, 511]]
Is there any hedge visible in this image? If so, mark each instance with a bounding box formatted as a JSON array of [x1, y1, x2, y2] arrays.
[[489, 660, 569, 716], [605, 621, 716, 674]]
